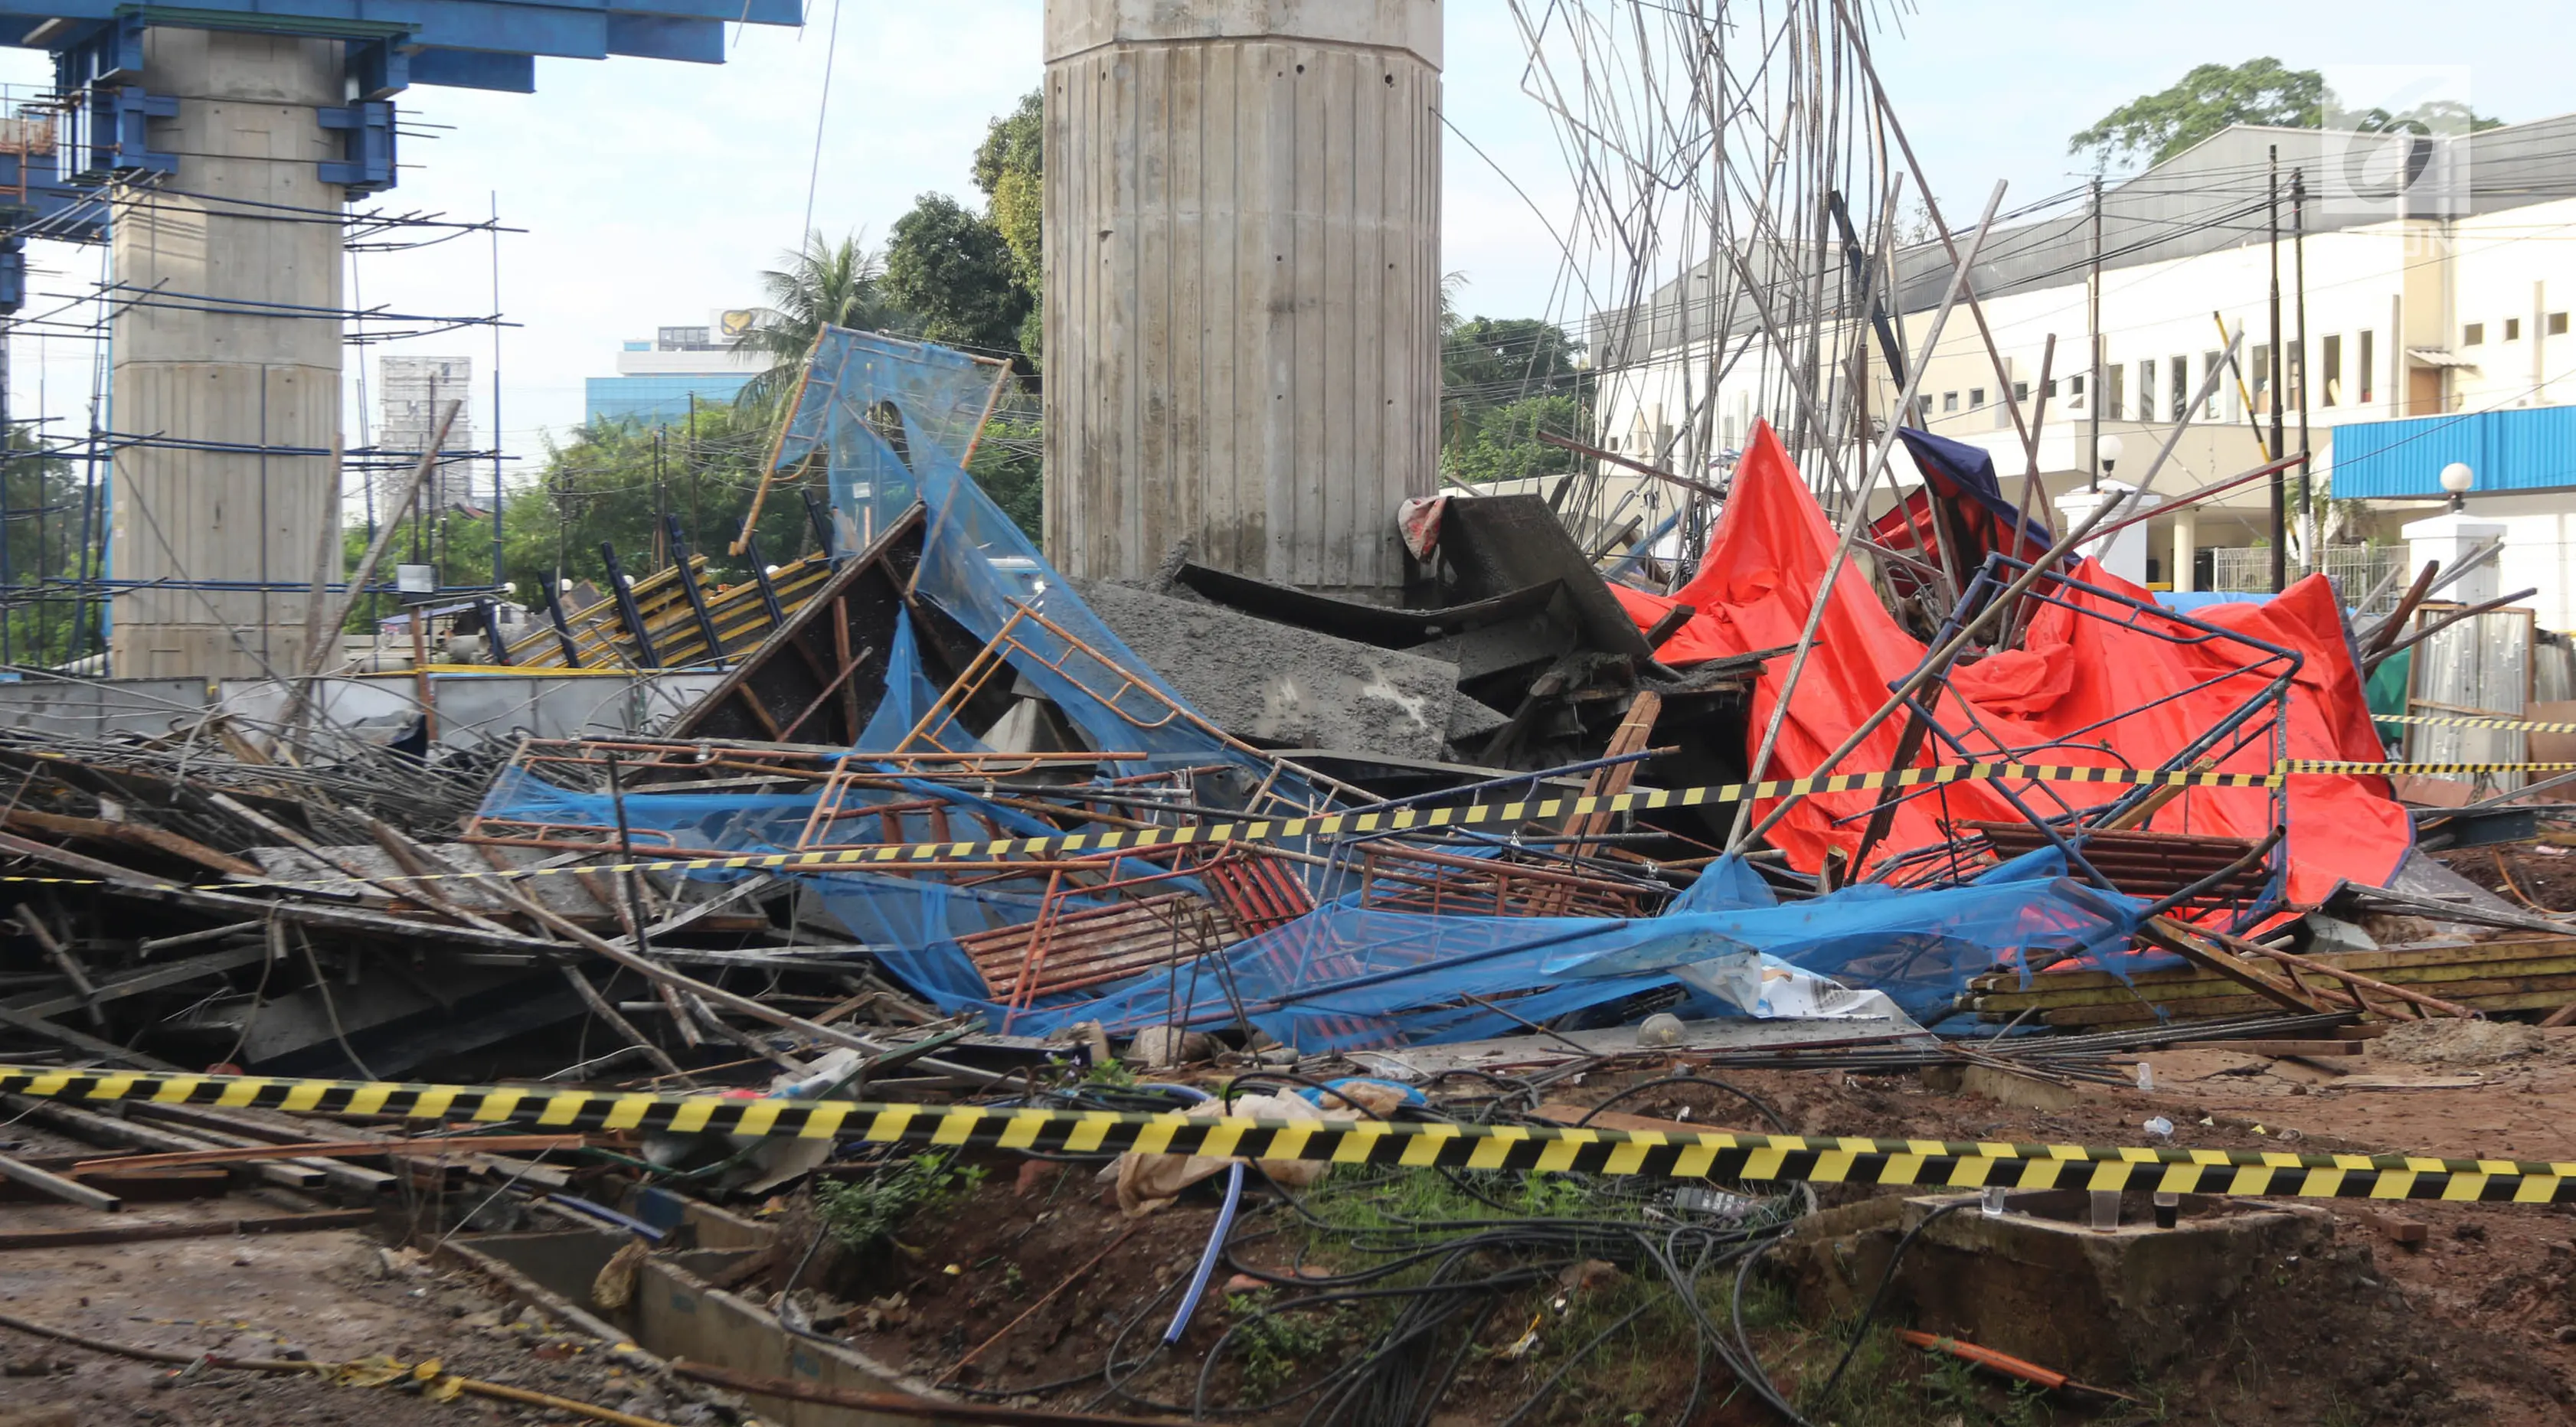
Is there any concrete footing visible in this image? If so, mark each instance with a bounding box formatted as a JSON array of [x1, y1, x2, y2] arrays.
[[1781, 1189, 2341, 1382]]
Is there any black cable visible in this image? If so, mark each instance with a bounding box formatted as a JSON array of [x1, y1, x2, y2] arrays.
[[1811, 1200, 1969, 1412], [1571, 1073, 1795, 1133]]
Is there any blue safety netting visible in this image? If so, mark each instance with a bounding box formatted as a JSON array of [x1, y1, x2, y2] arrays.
[[778, 328, 999, 548], [857, 847, 2156, 1050], [480, 328, 2166, 1050]]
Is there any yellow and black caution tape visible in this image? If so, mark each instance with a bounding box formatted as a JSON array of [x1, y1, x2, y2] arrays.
[[2376, 712, 2576, 735], [13, 756, 2573, 896], [1, 1068, 2565, 1203], [257, 761, 2280, 890], [2287, 760, 2576, 776]]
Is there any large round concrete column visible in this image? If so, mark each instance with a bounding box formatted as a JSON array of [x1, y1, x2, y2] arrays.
[[1042, 0, 1441, 598], [110, 28, 345, 679]]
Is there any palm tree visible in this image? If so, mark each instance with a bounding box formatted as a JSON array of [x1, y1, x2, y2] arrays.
[[735, 230, 904, 410]]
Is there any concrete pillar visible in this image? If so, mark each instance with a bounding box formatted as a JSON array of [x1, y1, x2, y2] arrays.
[[2169, 509, 2197, 593], [110, 29, 345, 678], [2404, 510, 2507, 606], [1042, 0, 1442, 598], [2053, 483, 2162, 586]]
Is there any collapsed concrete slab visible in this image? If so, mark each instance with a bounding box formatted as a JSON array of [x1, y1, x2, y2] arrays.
[[1074, 579, 1464, 761]]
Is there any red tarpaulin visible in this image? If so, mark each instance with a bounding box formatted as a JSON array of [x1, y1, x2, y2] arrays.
[[1611, 422, 2408, 905]]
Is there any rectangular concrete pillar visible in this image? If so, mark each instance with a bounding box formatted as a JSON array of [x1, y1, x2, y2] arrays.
[[110, 28, 346, 678]]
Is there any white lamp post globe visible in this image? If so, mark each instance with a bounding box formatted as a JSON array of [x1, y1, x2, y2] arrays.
[[2440, 462, 2474, 511]]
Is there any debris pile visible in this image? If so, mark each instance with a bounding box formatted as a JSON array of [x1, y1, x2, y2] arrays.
[[5, 327, 2576, 1425]]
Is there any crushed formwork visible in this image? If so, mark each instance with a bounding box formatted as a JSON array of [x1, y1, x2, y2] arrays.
[[8, 329, 2576, 1427], [1071, 576, 1476, 761]]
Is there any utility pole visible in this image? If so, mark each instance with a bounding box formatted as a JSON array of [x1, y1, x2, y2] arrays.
[[2292, 168, 2312, 582], [0, 318, 13, 665], [2087, 173, 2103, 492], [652, 429, 668, 571], [2267, 145, 2287, 594]]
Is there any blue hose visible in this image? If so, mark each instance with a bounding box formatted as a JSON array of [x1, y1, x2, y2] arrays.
[[1139, 1082, 1247, 1346]]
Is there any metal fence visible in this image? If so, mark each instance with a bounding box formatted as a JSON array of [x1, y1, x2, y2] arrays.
[[2205, 545, 2409, 613]]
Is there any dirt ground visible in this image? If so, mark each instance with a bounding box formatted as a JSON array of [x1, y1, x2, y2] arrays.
[[0, 1200, 708, 1425], [12, 1027, 2576, 1425], [747, 1032, 2576, 1426], [2436, 841, 2576, 913]]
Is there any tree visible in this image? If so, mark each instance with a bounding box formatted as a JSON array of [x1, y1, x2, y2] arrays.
[[2349, 99, 2505, 137], [973, 90, 1044, 360], [0, 429, 95, 667], [2070, 59, 2326, 170], [2071, 60, 2506, 172], [882, 194, 1033, 361], [1447, 394, 1587, 485], [737, 230, 901, 409], [345, 400, 827, 635], [1440, 310, 1590, 485]]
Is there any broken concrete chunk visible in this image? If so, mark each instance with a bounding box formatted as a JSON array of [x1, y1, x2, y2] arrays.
[[1073, 579, 1463, 762]]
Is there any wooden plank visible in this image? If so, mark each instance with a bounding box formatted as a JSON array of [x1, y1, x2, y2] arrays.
[[1969, 935, 2576, 993], [0, 1150, 119, 1211], [5, 944, 267, 1021], [2009, 978, 2576, 1027], [71, 1135, 585, 1174], [1974, 953, 2576, 1012], [0, 807, 263, 879], [0, 1001, 181, 1071], [11, 1099, 322, 1190], [0, 1209, 374, 1251], [2138, 917, 2323, 1014], [2163, 1038, 2363, 1057]]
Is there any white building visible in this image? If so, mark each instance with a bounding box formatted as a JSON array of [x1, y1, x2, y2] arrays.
[[585, 309, 780, 427], [378, 355, 479, 514], [1594, 114, 2576, 626]]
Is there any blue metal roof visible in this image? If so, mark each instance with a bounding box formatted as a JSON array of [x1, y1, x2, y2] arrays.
[[2330, 406, 2576, 498]]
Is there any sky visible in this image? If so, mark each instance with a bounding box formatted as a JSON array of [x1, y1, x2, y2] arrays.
[[0, 0, 2565, 471]]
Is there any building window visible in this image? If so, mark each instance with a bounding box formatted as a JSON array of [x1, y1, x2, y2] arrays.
[[2506, 317, 2523, 341], [2359, 330, 2375, 403], [1969, 387, 1986, 409], [2288, 338, 2304, 410], [2321, 333, 2342, 407], [2251, 343, 2271, 413], [2013, 380, 2031, 403], [2202, 351, 2223, 419], [2170, 358, 2188, 423], [2464, 322, 2486, 346], [1943, 392, 1959, 413], [2106, 363, 2125, 420], [2138, 360, 2156, 421], [2552, 312, 2570, 336]]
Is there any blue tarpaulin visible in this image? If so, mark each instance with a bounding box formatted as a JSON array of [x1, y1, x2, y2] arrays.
[[476, 330, 2159, 1050]]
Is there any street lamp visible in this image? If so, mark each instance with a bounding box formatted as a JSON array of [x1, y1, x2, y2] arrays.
[[2094, 433, 2125, 492], [2440, 461, 2474, 513]]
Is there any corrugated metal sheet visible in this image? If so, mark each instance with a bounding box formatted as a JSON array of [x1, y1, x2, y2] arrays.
[[2328, 406, 2576, 498]]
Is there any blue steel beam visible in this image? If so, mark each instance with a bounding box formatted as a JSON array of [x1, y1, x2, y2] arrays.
[[0, 0, 799, 71]]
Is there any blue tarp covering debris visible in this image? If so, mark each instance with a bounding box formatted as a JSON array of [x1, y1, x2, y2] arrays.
[[477, 328, 2159, 1052]]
